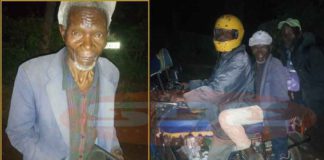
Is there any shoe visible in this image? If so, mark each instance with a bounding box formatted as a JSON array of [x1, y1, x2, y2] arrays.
[[279, 153, 291, 160], [270, 153, 291, 160], [228, 150, 241, 160], [239, 145, 263, 160]]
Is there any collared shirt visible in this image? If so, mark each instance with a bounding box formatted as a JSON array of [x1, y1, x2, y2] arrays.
[[63, 56, 100, 160]]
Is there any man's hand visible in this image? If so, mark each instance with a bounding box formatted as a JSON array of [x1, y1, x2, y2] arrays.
[[190, 109, 205, 114], [170, 95, 185, 102], [180, 82, 189, 90], [288, 91, 295, 100]]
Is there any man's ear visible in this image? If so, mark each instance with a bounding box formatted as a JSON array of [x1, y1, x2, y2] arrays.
[[59, 24, 66, 42]]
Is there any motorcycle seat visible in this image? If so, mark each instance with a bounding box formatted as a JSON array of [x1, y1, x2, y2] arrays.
[[244, 122, 264, 134], [214, 122, 264, 140]]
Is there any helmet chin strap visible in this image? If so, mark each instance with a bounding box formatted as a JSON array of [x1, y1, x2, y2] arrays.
[[72, 50, 97, 71]]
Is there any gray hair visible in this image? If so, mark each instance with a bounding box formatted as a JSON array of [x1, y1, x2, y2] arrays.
[[57, 1, 116, 30]]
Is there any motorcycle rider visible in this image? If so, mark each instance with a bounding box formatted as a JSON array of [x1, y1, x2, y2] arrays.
[[179, 14, 257, 159], [219, 31, 290, 160]]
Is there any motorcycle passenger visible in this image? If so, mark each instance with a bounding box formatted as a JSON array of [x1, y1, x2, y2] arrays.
[[180, 14, 256, 160], [276, 18, 324, 116], [219, 31, 291, 160]]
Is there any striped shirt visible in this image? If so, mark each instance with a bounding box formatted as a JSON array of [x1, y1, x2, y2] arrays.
[[63, 58, 100, 160]]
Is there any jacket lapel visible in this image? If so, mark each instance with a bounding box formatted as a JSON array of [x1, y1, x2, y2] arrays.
[[95, 59, 119, 151], [97, 61, 116, 128], [46, 48, 70, 148], [260, 54, 272, 95]]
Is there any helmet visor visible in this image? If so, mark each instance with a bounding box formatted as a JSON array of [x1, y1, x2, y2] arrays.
[[213, 28, 238, 42]]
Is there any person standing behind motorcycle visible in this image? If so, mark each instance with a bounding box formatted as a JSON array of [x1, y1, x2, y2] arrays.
[[276, 18, 324, 115], [179, 14, 255, 159], [218, 31, 290, 160]]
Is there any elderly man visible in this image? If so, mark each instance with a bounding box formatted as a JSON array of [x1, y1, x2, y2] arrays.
[[219, 31, 290, 160], [6, 2, 123, 160]]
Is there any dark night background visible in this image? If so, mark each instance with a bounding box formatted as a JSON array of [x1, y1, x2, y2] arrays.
[[151, 0, 324, 81], [2, 0, 324, 159], [150, 0, 324, 160], [3, 2, 148, 160]]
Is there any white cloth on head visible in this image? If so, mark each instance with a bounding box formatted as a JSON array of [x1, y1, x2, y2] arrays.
[[249, 30, 272, 46], [57, 1, 116, 27]]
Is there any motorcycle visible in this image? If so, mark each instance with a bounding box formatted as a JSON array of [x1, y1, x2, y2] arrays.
[[152, 100, 317, 160], [150, 49, 315, 160]]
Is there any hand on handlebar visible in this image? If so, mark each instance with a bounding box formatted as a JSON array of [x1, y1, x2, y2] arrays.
[[180, 82, 189, 90], [170, 95, 185, 102]]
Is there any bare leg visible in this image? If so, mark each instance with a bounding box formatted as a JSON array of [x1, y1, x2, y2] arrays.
[[219, 105, 263, 150]]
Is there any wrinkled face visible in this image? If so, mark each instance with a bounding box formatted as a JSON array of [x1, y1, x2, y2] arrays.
[[60, 7, 108, 70], [281, 25, 296, 48], [251, 45, 270, 64]]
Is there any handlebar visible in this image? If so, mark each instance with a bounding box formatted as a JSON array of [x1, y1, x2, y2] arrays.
[[155, 101, 188, 109]]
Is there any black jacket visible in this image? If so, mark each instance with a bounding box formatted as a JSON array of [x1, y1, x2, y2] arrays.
[[184, 45, 255, 120], [278, 32, 324, 114]]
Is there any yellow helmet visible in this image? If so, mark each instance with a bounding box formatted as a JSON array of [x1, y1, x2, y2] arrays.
[[213, 14, 244, 52]]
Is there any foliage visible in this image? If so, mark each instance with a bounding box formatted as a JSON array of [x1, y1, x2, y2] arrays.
[[3, 16, 64, 85], [104, 3, 148, 92], [273, 0, 324, 37], [103, 18, 148, 92]]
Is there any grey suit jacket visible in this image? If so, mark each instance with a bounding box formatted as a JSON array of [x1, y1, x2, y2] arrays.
[[6, 48, 121, 160], [258, 54, 290, 106]]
